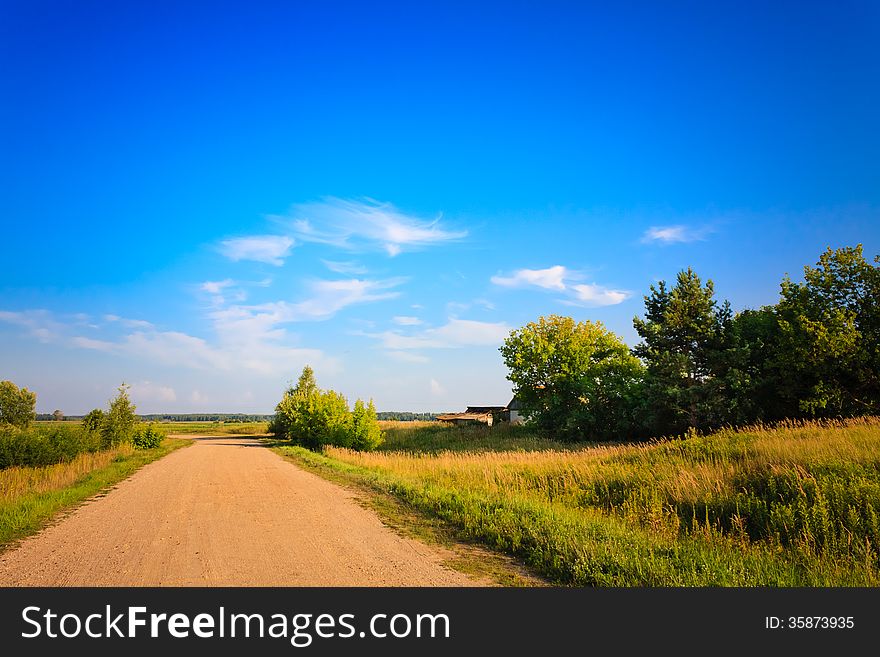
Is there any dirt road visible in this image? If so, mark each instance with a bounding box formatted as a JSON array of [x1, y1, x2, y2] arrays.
[[0, 436, 484, 586]]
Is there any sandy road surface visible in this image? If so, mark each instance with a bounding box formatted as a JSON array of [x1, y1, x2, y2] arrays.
[[0, 436, 484, 586]]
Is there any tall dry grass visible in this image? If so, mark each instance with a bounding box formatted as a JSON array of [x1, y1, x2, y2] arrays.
[[281, 417, 880, 585], [0, 438, 189, 549], [0, 444, 134, 503]]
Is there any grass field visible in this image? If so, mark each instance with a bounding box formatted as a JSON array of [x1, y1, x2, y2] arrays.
[[277, 417, 880, 586], [33, 420, 270, 436], [0, 437, 190, 550], [153, 421, 270, 435]]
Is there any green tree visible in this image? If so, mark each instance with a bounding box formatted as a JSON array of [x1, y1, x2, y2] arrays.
[[633, 268, 731, 434], [774, 245, 880, 416], [351, 399, 383, 451], [500, 315, 645, 441], [272, 366, 383, 451], [102, 384, 137, 447], [717, 307, 787, 423], [0, 380, 37, 429], [82, 408, 105, 432], [270, 365, 320, 438]]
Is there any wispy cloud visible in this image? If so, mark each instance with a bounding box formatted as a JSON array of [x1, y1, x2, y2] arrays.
[[219, 235, 294, 265], [0, 310, 63, 343], [491, 265, 630, 307], [385, 350, 429, 364], [322, 260, 369, 275], [260, 278, 404, 322], [366, 318, 511, 351], [3, 308, 336, 377], [104, 315, 154, 329], [567, 283, 631, 307], [392, 315, 423, 326], [200, 279, 234, 294], [491, 265, 569, 290], [278, 197, 467, 256], [129, 381, 177, 404], [641, 224, 714, 244], [430, 378, 446, 396]]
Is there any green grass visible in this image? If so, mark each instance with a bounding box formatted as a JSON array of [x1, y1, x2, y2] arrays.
[[35, 419, 271, 436], [0, 438, 190, 550], [277, 417, 880, 586], [375, 420, 575, 453], [154, 421, 270, 435]]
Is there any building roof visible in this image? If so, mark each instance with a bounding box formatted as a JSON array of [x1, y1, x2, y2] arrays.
[[507, 396, 523, 411], [465, 405, 507, 414]]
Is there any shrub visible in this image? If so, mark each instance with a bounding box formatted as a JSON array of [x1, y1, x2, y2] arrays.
[[273, 366, 384, 451], [132, 424, 165, 449], [351, 399, 383, 451], [0, 423, 102, 469], [82, 408, 105, 432]]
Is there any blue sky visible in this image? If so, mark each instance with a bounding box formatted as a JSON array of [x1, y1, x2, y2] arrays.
[[1, 1, 878, 414]]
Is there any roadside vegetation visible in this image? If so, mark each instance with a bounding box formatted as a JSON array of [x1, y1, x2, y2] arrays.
[[375, 420, 573, 453], [281, 417, 880, 586], [0, 380, 188, 549], [1, 383, 168, 469], [268, 245, 880, 585], [151, 421, 270, 435], [502, 245, 880, 442], [270, 366, 383, 451], [0, 438, 188, 549]]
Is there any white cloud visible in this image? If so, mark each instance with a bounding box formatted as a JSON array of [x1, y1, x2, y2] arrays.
[[491, 265, 569, 290], [568, 283, 632, 307], [368, 318, 511, 351], [430, 378, 446, 396], [281, 278, 403, 321], [191, 389, 207, 404], [641, 225, 713, 244], [219, 235, 294, 266], [201, 279, 235, 294], [430, 319, 510, 345], [490, 265, 631, 307], [71, 336, 116, 351], [4, 307, 336, 378], [322, 260, 368, 275], [392, 316, 423, 326], [103, 314, 154, 329], [130, 381, 177, 403], [280, 197, 466, 256], [0, 309, 63, 343], [385, 350, 430, 364]]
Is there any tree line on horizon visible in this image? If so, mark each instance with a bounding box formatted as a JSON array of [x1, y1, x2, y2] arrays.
[[501, 244, 880, 441]]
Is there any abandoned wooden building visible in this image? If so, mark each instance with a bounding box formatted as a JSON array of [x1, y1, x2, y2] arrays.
[[436, 398, 525, 427]]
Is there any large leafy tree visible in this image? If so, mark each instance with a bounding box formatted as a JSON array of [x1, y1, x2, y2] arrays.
[[500, 315, 645, 441], [774, 245, 880, 416], [0, 380, 37, 429], [632, 268, 731, 434]]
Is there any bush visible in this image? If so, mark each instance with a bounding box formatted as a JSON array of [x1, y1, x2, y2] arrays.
[[82, 408, 105, 432], [351, 399, 383, 451], [273, 366, 384, 451], [132, 424, 165, 449], [0, 423, 102, 469]]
